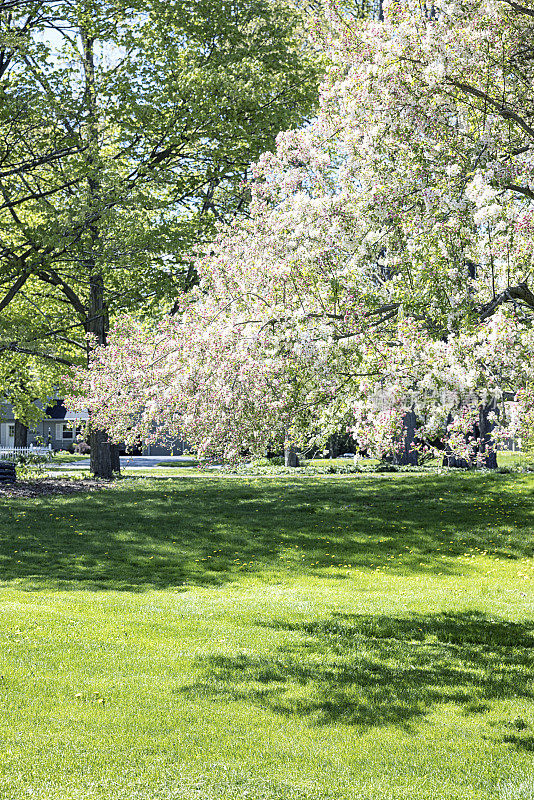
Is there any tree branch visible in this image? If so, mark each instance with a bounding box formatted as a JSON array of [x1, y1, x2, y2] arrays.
[[34, 269, 87, 319], [447, 79, 534, 140], [0, 342, 74, 366], [499, 0, 534, 17], [479, 282, 534, 320], [501, 183, 534, 200], [0, 271, 30, 312], [0, 145, 88, 179], [0, 177, 82, 211]]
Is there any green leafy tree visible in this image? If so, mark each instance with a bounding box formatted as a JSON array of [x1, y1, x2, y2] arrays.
[[0, 0, 320, 473]]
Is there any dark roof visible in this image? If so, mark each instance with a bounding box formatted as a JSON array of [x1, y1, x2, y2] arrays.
[[45, 400, 67, 419]]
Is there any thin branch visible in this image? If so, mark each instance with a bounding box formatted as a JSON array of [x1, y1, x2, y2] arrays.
[[0, 145, 88, 179], [0, 177, 82, 211], [0, 343, 74, 366]]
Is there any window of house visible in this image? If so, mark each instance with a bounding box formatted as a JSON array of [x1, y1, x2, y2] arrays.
[[59, 423, 82, 440], [8, 425, 15, 438]]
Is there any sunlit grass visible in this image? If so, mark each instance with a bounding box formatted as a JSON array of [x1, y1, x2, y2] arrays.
[[0, 472, 533, 799], [49, 453, 91, 464]]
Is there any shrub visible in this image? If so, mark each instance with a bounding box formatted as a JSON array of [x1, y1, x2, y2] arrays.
[[16, 451, 50, 466], [251, 457, 272, 467], [375, 463, 399, 473], [74, 442, 91, 454]]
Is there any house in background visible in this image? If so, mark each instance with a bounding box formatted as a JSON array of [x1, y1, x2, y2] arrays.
[[0, 398, 186, 455], [0, 418, 15, 449], [0, 399, 88, 450]]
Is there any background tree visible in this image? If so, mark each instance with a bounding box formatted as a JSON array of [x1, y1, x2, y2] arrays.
[[0, 0, 320, 474]]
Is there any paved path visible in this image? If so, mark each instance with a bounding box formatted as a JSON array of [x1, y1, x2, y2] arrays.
[[52, 455, 196, 471], [49, 454, 363, 478]]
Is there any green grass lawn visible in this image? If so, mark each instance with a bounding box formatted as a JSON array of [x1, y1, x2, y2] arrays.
[[0, 472, 533, 800], [50, 452, 92, 464]]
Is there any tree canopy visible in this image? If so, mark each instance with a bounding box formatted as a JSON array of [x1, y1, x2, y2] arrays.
[[71, 0, 534, 464], [0, 0, 320, 422]]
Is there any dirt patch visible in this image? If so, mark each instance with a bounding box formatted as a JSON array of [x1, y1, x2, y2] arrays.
[[0, 478, 112, 498]]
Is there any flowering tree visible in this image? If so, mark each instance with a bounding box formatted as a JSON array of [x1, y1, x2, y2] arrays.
[[347, 312, 534, 465], [69, 0, 534, 465]]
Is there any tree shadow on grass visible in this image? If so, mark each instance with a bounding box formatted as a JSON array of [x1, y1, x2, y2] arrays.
[[0, 473, 532, 590], [181, 610, 534, 740], [503, 733, 534, 752]]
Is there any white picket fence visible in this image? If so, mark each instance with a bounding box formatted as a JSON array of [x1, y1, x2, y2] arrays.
[[0, 445, 53, 460]]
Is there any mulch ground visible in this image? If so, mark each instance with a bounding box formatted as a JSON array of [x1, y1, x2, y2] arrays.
[[0, 478, 111, 498]]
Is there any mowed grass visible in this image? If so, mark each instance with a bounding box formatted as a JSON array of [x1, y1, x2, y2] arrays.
[[0, 472, 533, 800]]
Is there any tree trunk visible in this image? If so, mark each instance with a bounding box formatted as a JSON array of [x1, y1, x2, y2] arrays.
[[89, 430, 121, 477], [284, 443, 299, 467], [442, 453, 472, 469], [442, 411, 469, 467], [86, 267, 118, 476], [393, 410, 419, 466], [478, 403, 497, 469], [14, 420, 28, 448], [110, 444, 121, 473], [329, 435, 336, 459], [81, 26, 119, 478], [442, 452, 471, 468], [442, 405, 498, 469], [89, 428, 113, 479]]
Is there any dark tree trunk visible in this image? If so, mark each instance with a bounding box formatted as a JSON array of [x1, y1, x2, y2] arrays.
[[442, 405, 498, 469], [86, 262, 118, 476], [442, 453, 471, 468], [82, 27, 119, 479], [284, 444, 299, 467], [442, 411, 468, 467], [110, 444, 121, 473], [14, 420, 28, 448], [329, 435, 336, 459], [89, 428, 113, 479], [392, 410, 419, 466], [478, 403, 498, 469]]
